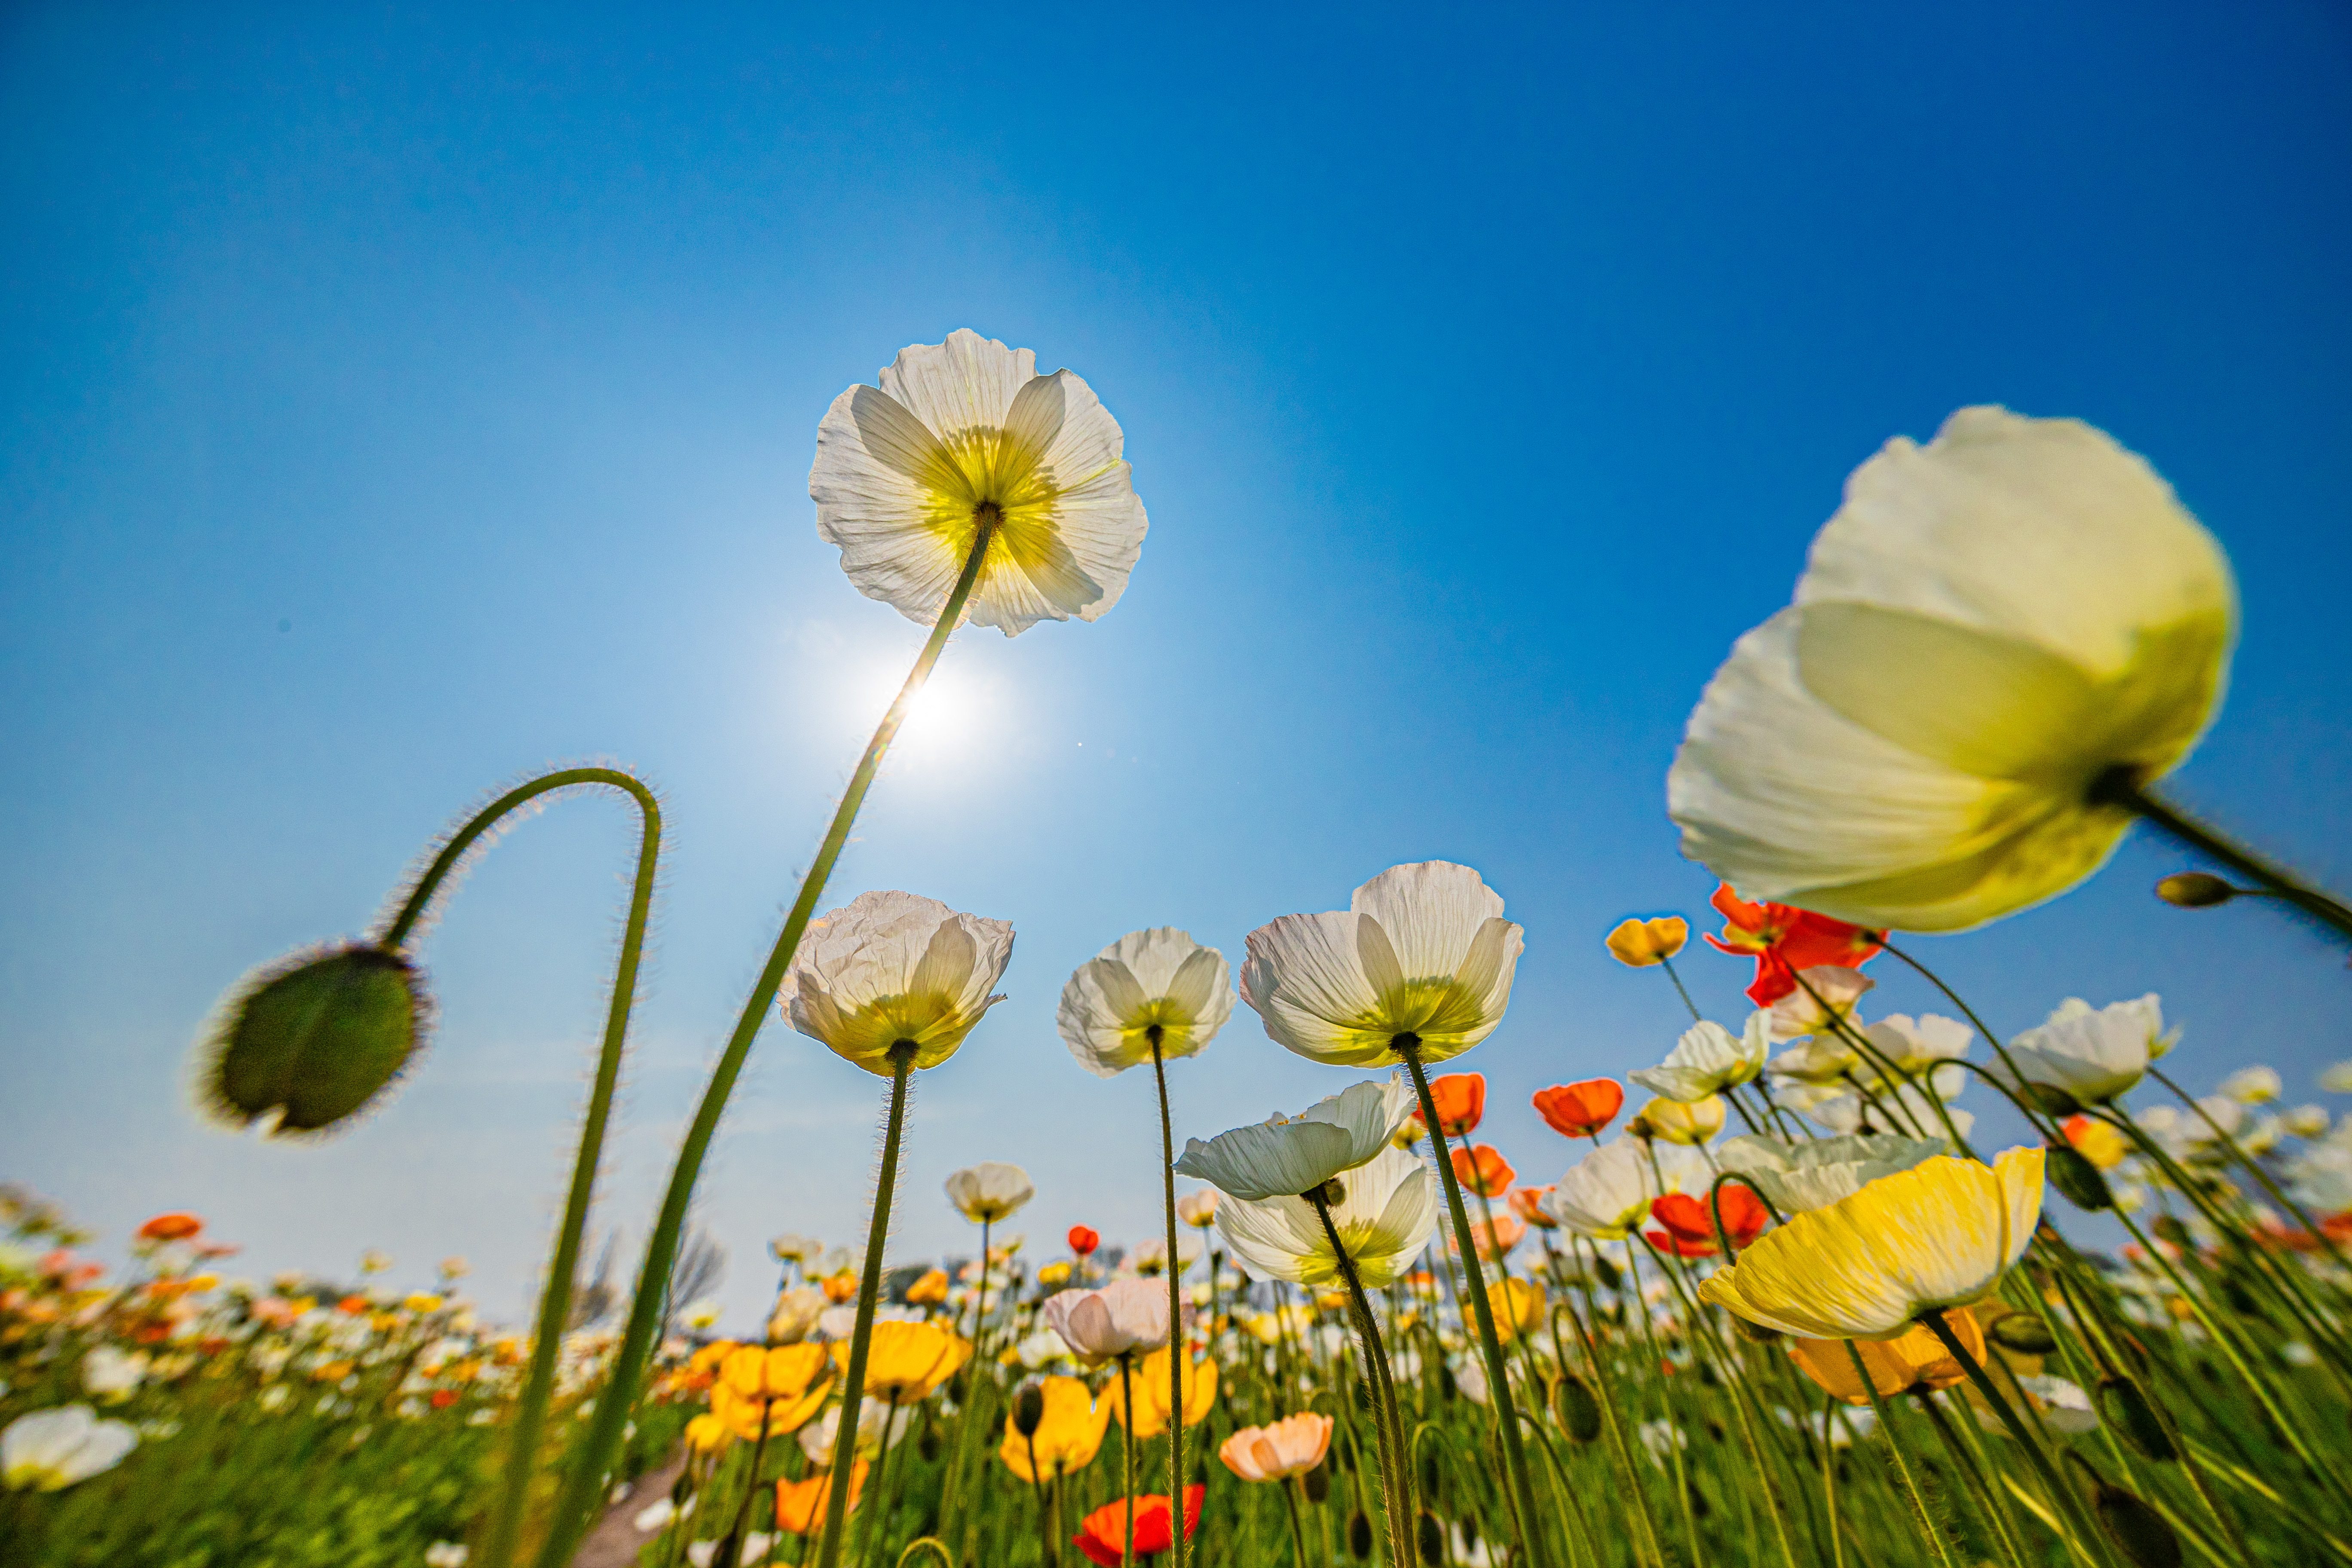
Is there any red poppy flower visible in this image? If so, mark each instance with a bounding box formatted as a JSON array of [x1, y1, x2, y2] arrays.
[[137, 1213, 204, 1243], [1642, 1189, 1770, 1258], [1532, 1080, 1625, 1139], [1410, 1073, 1486, 1137], [1704, 883, 1881, 1006], [1074, 1486, 1204, 1565], [1067, 1225, 1100, 1257], [1450, 1144, 1516, 1198]]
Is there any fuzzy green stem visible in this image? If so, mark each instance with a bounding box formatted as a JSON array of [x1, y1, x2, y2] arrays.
[[1656, 956, 1703, 1024], [1307, 1188, 1415, 1568], [399, 768, 660, 1568], [1397, 1039, 1547, 1565], [531, 521, 994, 1568], [2092, 768, 2352, 943], [1841, 1341, 1959, 1568], [1919, 1308, 2111, 1567], [1149, 1038, 1188, 1568], [815, 1043, 918, 1568], [1118, 1354, 1138, 1568]]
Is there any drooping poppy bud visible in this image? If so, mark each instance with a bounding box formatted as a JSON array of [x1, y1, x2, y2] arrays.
[[2154, 873, 2236, 908], [205, 944, 426, 1133], [2098, 1376, 2177, 1462], [1415, 1510, 1445, 1565], [1348, 1508, 1373, 1559], [2046, 1145, 2116, 1212], [1552, 1374, 1602, 1442], [2092, 1475, 2183, 1568], [1013, 1381, 1046, 1438], [1303, 1458, 1331, 1503], [1988, 1313, 2058, 1355]]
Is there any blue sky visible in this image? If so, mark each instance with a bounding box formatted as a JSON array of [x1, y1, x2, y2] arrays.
[[4, 3, 2349, 1327]]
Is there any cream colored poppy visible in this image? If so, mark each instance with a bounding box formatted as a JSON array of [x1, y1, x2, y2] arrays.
[[782, 891, 1013, 1075], [1239, 862, 1523, 1067], [1669, 407, 2235, 933], [809, 330, 1148, 635], [1213, 1145, 1438, 1289], [1698, 1149, 2045, 1339], [1056, 928, 1234, 1078]]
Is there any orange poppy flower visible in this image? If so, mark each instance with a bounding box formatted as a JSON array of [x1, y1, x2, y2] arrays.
[[1454, 1213, 1524, 1262], [905, 1268, 951, 1306], [1068, 1225, 1100, 1257], [1507, 1186, 1558, 1230], [1643, 1190, 1769, 1259], [1703, 884, 1881, 1007], [775, 1459, 867, 1535], [1450, 1144, 1515, 1198], [1789, 1308, 1985, 1404], [1411, 1073, 1486, 1137], [1533, 1080, 1624, 1139], [1074, 1486, 1203, 1565], [137, 1213, 205, 1243]]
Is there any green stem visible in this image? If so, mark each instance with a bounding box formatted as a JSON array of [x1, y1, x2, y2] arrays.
[[1657, 956, 1703, 1023], [2092, 769, 2352, 944], [1397, 1041, 1547, 1566], [1875, 940, 2068, 1145], [815, 1044, 919, 1568], [402, 767, 661, 1568], [1283, 1475, 1313, 1568], [1841, 1341, 1957, 1568], [1150, 1038, 1188, 1568], [1119, 1354, 1138, 1568], [1307, 1188, 1415, 1568], [531, 523, 995, 1568], [1917, 1309, 2110, 1567]]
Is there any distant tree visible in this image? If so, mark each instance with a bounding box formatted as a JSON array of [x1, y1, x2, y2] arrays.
[[662, 1224, 728, 1335], [565, 1230, 619, 1332]]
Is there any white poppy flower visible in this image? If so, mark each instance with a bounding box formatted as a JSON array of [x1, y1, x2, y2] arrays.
[[2013, 1376, 2098, 1435], [2282, 1105, 2329, 1139], [2323, 1061, 2352, 1095], [1175, 1190, 1220, 1228], [1865, 1014, 1973, 1074], [1056, 928, 1234, 1078], [1998, 995, 2177, 1108], [1540, 1140, 1709, 1240], [2, 1406, 138, 1491], [1718, 1133, 1946, 1213], [1630, 1014, 1770, 1103], [81, 1348, 148, 1403], [783, 891, 1014, 1075], [1453, 1355, 1489, 1406], [809, 329, 1148, 636], [1768, 1036, 1860, 1086], [944, 1161, 1034, 1223], [1041, 1277, 1172, 1363], [1173, 1077, 1417, 1200], [1807, 1081, 1972, 1146], [1669, 407, 2235, 933], [797, 1397, 910, 1466], [769, 1234, 822, 1264], [1213, 1146, 1438, 1290], [766, 1287, 826, 1346], [1239, 862, 1524, 1067], [2217, 1066, 2282, 1105], [2290, 1145, 2352, 1214], [1127, 1236, 1202, 1277], [1767, 967, 1874, 1043], [1012, 1328, 1072, 1370]]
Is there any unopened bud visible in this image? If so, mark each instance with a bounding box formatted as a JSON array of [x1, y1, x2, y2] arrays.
[[2098, 1376, 2177, 1461], [1348, 1508, 1373, 1559], [2047, 1146, 2116, 1213], [2155, 873, 2236, 909], [1988, 1313, 2058, 1355], [1012, 1382, 1045, 1437], [1553, 1374, 1602, 1442], [1319, 1179, 1347, 1206], [1731, 1314, 1783, 1344], [1415, 1510, 1445, 1565], [205, 944, 426, 1133], [1303, 1458, 1331, 1504], [2023, 1083, 2084, 1118], [2094, 1478, 2183, 1568]]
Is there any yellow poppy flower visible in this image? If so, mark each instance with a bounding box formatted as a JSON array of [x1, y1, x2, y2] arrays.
[[1606, 916, 1689, 968], [1640, 1095, 1725, 1146], [838, 1320, 971, 1406], [1788, 1308, 1987, 1404], [714, 1343, 833, 1438], [1486, 1278, 1545, 1343], [1100, 1348, 1218, 1441], [999, 1375, 1113, 1481], [1699, 1150, 2043, 1339]]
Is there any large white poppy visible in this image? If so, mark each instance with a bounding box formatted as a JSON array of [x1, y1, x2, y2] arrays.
[[1996, 994, 2177, 1108], [1213, 1145, 1439, 1289], [1239, 862, 1524, 1067], [1669, 407, 2235, 933], [809, 330, 1148, 636], [1172, 1078, 1416, 1201], [1056, 928, 1234, 1078], [782, 891, 1013, 1075]]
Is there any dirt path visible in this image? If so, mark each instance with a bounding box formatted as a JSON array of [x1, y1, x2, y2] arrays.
[[568, 1453, 687, 1568]]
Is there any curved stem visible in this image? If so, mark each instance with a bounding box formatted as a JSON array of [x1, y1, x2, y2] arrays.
[[2093, 769, 2352, 944], [1149, 1041, 1188, 1568], [1876, 940, 2068, 1145], [1918, 1308, 2111, 1567], [1396, 1041, 1547, 1566], [1841, 1341, 1958, 1568], [1307, 1189, 1415, 1568], [533, 521, 995, 1568], [412, 768, 661, 1568], [815, 1044, 919, 1568]]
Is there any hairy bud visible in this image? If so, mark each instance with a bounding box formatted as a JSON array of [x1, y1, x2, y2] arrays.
[[1012, 1382, 1045, 1438], [1348, 1509, 1373, 1560], [2046, 1145, 2116, 1212], [205, 944, 426, 1133], [2098, 1377, 2177, 1461], [1553, 1374, 1602, 1442], [2155, 873, 2236, 909], [1988, 1313, 2058, 1355]]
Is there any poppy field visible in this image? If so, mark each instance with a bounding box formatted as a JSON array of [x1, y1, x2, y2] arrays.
[[9, 332, 2352, 1568]]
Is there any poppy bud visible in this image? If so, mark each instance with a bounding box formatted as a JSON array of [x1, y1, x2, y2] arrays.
[[1552, 1374, 1602, 1442], [2046, 1146, 2116, 1212], [2098, 1377, 2177, 1461], [1731, 1314, 1782, 1344], [1590, 1253, 1623, 1292], [1415, 1510, 1445, 1565], [2155, 873, 2236, 908], [1348, 1508, 1373, 1559], [2150, 1215, 2192, 1248], [2023, 1083, 2084, 1118], [1418, 1449, 1443, 1498], [1012, 1383, 1045, 1438], [1303, 1459, 1331, 1504], [1988, 1314, 2058, 1355], [1319, 1179, 1347, 1206], [917, 1426, 940, 1462], [2093, 1477, 2183, 1568], [205, 944, 426, 1133], [1437, 1365, 1458, 1402]]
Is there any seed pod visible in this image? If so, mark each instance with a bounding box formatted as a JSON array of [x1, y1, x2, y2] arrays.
[[1988, 1313, 2058, 1355], [1012, 1382, 1045, 1438], [2156, 873, 2236, 908], [1553, 1374, 1602, 1442], [1304, 1459, 1331, 1505], [2095, 1480, 2183, 1568], [2151, 1214, 2192, 1248], [2046, 1146, 2116, 1213], [1415, 1509, 1445, 1565], [205, 944, 426, 1133], [1348, 1508, 1373, 1559], [2098, 1377, 2178, 1461]]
